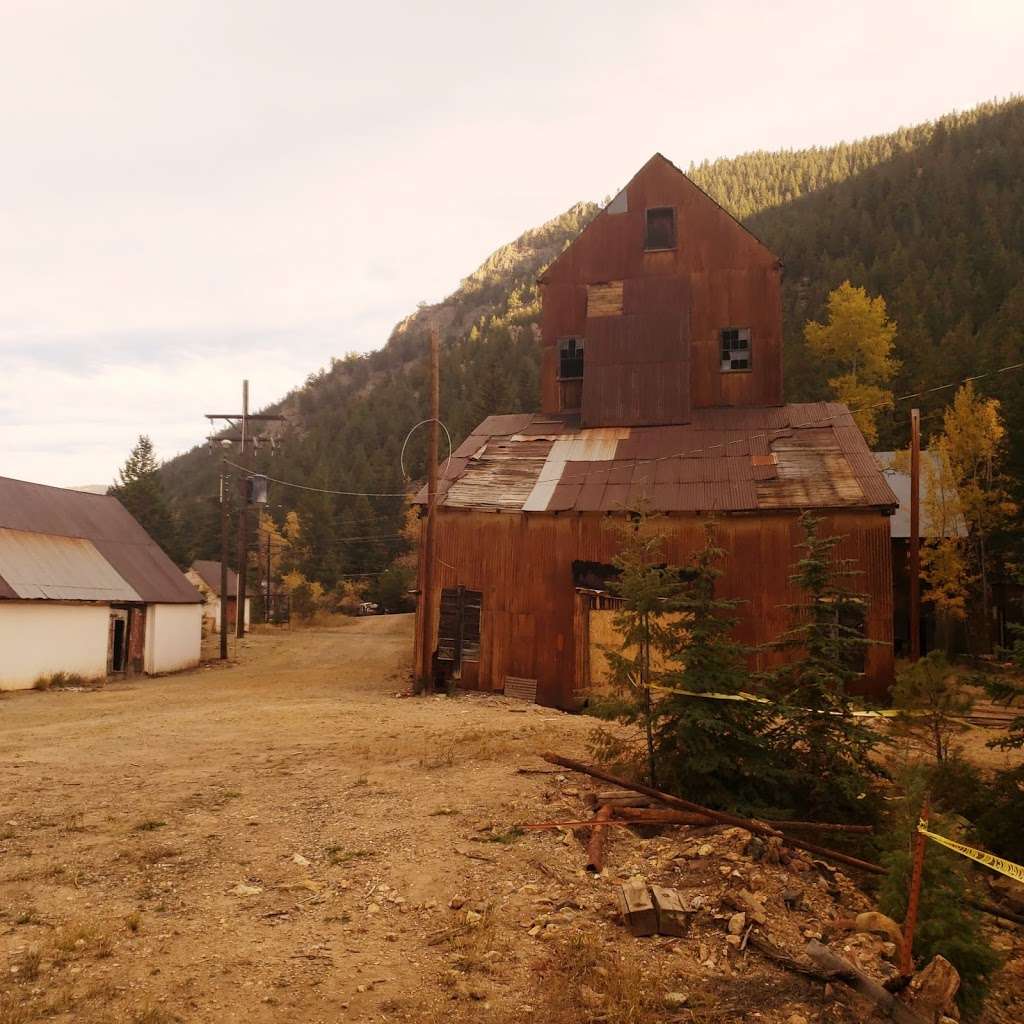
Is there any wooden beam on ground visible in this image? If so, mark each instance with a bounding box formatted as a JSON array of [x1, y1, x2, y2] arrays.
[[585, 804, 613, 873]]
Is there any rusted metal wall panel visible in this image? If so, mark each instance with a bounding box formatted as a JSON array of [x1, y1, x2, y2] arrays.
[[539, 154, 783, 418], [414, 508, 894, 709], [582, 313, 689, 426]]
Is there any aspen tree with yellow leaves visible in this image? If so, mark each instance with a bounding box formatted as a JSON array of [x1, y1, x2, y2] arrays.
[[803, 282, 899, 445]]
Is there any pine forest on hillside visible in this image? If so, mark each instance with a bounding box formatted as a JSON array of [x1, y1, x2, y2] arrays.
[[158, 98, 1024, 606]]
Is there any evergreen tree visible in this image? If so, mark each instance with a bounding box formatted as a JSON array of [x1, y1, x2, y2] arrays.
[[763, 513, 885, 822], [110, 435, 185, 566], [652, 523, 780, 815], [878, 774, 1000, 1020], [596, 511, 678, 785]]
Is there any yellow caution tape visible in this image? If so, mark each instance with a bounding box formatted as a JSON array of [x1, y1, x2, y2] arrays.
[[649, 684, 901, 718], [917, 822, 1024, 884]]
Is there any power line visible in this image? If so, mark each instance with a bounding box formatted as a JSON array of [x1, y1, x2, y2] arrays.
[[224, 358, 1024, 501]]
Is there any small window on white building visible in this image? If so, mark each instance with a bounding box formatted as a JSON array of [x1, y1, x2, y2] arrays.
[[720, 327, 752, 372]]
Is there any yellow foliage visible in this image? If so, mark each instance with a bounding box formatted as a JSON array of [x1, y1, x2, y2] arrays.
[[827, 374, 893, 446], [804, 281, 899, 383], [804, 282, 899, 434]]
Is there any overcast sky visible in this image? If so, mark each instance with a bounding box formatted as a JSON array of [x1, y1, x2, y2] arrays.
[[2, 0, 1021, 486]]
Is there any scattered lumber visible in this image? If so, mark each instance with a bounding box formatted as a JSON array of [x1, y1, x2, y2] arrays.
[[542, 753, 784, 836], [611, 806, 872, 834], [585, 805, 614, 873], [543, 753, 881, 876], [805, 940, 928, 1024], [583, 791, 654, 808], [616, 878, 658, 936], [966, 896, 1024, 928]]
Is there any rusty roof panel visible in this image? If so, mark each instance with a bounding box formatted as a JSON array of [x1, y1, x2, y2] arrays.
[[0, 528, 141, 602], [0, 476, 201, 603], [421, 404, 896, 515]]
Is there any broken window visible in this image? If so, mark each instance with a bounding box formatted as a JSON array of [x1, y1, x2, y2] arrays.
[[720, 327, 752, 371], [644, 207, 676, 251], [437, 586, 482, 679], [558, 337, 584, 380]]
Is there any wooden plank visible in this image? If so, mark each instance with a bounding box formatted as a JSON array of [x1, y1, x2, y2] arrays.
[[650, 886, 690, 937], [586, 281, 624, 318], [616, 879, 658, 937]]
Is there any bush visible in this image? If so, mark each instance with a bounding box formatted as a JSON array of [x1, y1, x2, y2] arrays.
[[974, 765, 1024, 864], [878, 771, 1000, 1019]]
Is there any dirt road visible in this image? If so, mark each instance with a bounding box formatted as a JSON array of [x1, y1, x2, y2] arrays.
[[0, 615, 599, 1024], [2, 616, 1021, 1024]]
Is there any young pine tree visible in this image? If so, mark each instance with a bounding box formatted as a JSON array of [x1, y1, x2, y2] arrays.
[[653, 522, 779, 814], [764, 512, 884, 822], [597, 511, 679, 786], [878, 773, 1000, 1020]]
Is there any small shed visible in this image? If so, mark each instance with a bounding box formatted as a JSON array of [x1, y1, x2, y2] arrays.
[[874, 451, 967, 655], [185, 560, 252, 635], [0, 476, 203, 690]]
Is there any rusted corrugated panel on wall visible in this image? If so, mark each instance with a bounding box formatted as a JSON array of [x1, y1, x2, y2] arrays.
[[582, 313, 689, 426], [417, 508, 894, 709], [538, 154, 783, 416]]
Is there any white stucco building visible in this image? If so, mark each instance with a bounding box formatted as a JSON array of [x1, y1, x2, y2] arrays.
[[185, 560, 252, 635], [0, 476, 203, 690]]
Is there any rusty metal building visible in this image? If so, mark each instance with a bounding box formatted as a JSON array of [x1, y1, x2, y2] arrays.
[[414, 154, 897, 707], [0, 475, 203, 690]]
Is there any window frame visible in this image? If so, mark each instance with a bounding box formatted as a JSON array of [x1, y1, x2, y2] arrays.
[[720, 326, 753, 373], [557, 336, 585, 381], [643, 206, 677, 252]]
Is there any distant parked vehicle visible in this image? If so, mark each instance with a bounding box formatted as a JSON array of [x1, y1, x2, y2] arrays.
[[357, 601, 380, 616]]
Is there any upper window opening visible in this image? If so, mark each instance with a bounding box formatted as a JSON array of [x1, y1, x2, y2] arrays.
[[720, 327, 752, 372], [644, 207, 676, 251], [559, 337, 584, 380]]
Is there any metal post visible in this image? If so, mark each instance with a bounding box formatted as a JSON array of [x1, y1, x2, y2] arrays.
[[901, 796, 929, 977], [417, 329, 440, 693], [219, 460, 230, 660], [909, 408, 921, 661], [235, 380, 250, 639]]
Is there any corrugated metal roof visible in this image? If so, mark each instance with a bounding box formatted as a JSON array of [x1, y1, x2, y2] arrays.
[[189, 559, 252, 598], [0, 475, 202, 604], [416, 405, 897, 515], [873, 452, 967, 539], [0, 528, 141, 602]]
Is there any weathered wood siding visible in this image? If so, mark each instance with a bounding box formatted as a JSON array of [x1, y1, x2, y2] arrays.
[[540, 155, 783, 419], [414, 508, 894, 708]]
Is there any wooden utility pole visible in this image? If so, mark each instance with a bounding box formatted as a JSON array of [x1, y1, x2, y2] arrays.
[[235, 380, 250, 639], [909, 408, 921, 661], [205, 382, 285, 645], [417, 329, 440, 693], [219, 460, 230, 660]]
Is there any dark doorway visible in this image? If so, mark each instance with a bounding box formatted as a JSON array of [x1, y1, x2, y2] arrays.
[[108, 611, 128, 674]]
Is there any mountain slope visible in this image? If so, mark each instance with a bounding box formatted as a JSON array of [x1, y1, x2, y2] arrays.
[[162, 97, 1024, 589]]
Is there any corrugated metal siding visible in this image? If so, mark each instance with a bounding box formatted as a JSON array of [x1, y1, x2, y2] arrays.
[[539, 154, 783, 417], [417, 509, 894, 708], [0, 528, 141, 602]]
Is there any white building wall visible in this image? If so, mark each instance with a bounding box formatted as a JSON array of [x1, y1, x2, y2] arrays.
[[0, 603, 109, 690], [203, 596, 250, 633], [144, 603, 202, 674]]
